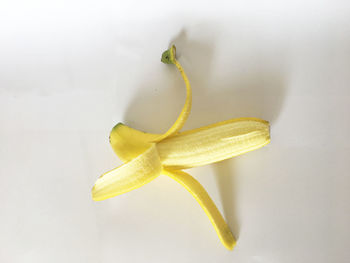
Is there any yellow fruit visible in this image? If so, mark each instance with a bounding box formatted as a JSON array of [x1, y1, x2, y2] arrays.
[[92, 45, 271, 250]]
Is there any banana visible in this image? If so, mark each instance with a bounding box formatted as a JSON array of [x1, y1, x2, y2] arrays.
[[92, 45, 271, 250]]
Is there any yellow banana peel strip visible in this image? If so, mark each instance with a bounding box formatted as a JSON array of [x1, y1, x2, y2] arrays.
[[152, 45, 192, 142], [162, 168, 236, 250], [92, 45, 271, 250], [109, 123, 160, 163], [92, 144, 162, 201]]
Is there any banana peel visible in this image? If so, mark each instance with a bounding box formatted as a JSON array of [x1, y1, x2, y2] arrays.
[[92, 45, 270, 250]]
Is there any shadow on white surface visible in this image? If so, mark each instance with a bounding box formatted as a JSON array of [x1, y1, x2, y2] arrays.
[[122, 27, 287, 242]]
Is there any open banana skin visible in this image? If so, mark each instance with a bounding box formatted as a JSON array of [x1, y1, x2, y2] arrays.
[[92, 45, 270, 250]]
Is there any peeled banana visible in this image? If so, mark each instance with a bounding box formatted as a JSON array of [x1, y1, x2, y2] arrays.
[[92, 45, 270, 250]]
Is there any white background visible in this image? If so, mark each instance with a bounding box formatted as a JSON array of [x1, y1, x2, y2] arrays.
[[1, 1, 350, 262]]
